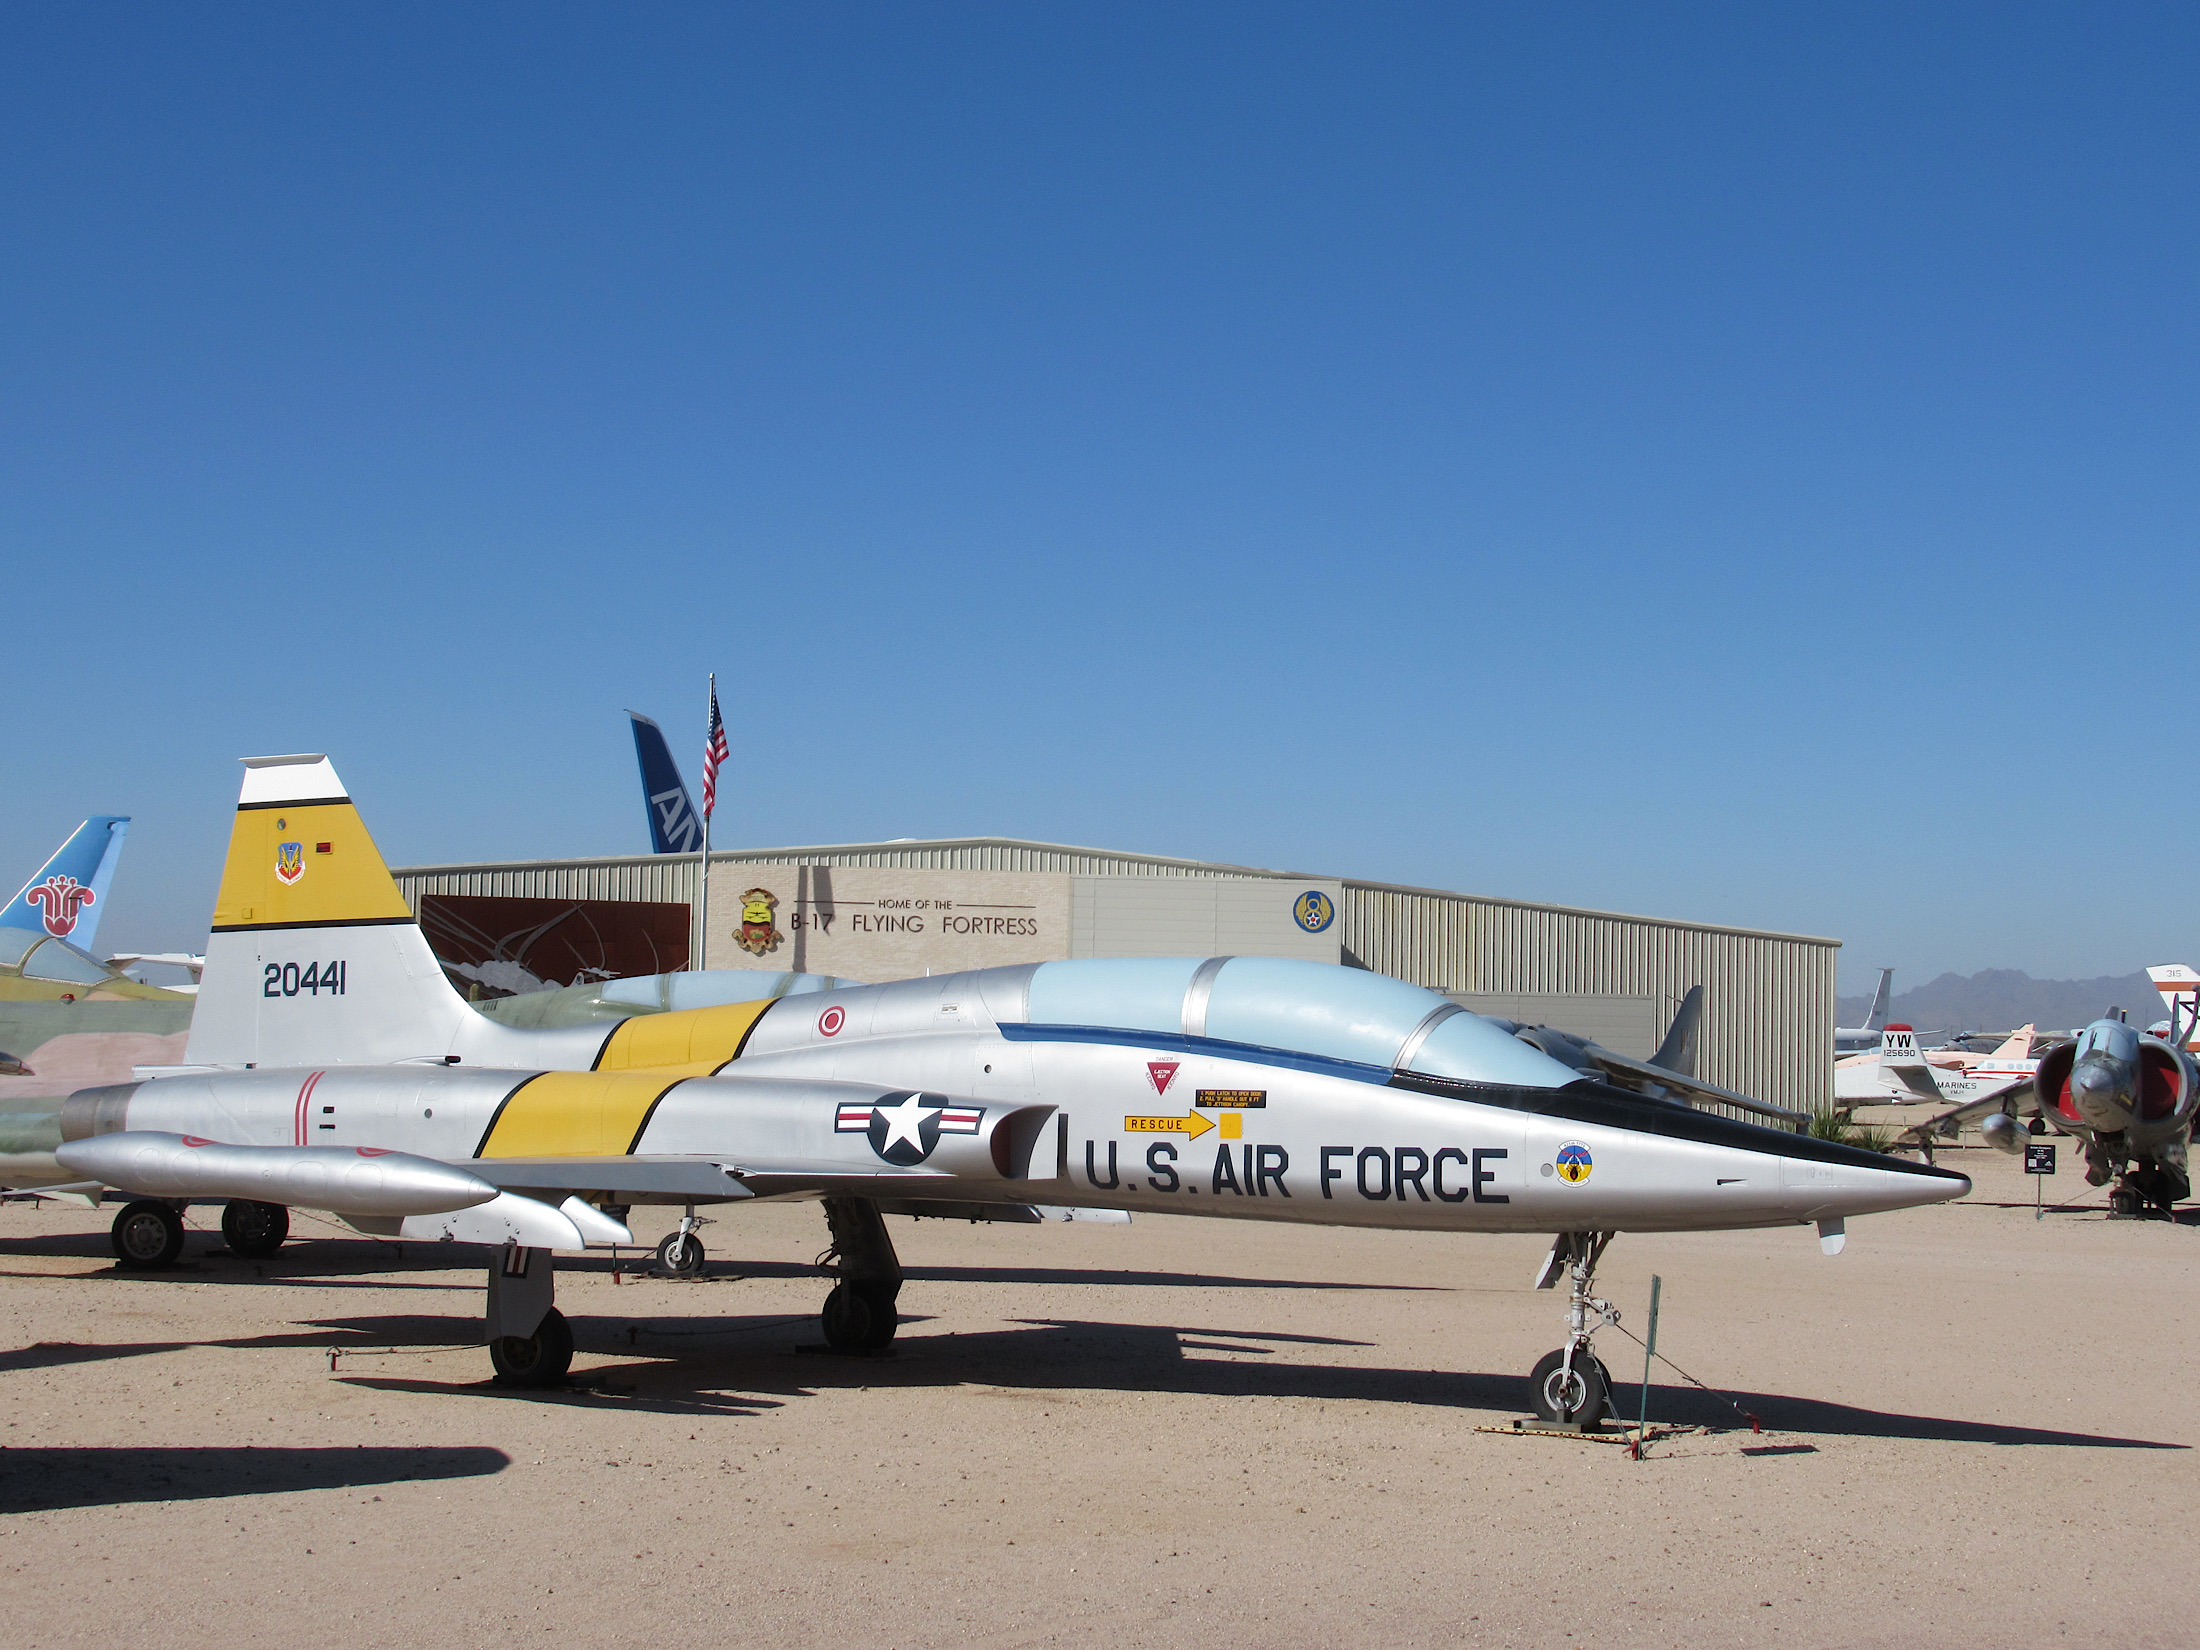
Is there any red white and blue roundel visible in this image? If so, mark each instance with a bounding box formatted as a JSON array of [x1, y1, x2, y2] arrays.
[[836, 1093, 983, 1166]]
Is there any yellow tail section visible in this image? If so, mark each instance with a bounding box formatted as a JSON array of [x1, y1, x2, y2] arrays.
[[211, 798, 412, 930]]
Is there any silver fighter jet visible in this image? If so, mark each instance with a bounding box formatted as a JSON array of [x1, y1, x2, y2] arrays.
[[10, 754, 1971, 1424]]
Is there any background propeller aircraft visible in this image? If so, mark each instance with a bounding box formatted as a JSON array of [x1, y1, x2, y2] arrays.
[[3, 753, 1969, 1422]]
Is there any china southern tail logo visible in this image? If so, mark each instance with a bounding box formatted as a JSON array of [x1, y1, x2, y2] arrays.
[[25, 876, 94, 938], [651, 787, 702, 854], [836, 1094, 983, 1165]]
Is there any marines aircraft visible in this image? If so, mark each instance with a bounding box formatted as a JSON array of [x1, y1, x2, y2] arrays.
[[19, 754, 1968, 1423]]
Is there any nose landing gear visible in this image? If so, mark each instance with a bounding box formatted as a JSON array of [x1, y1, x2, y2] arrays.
[[1527, 1231, 1619, 1428]]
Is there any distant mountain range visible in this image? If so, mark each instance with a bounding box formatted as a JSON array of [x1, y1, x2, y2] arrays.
[[1835, 969, 2160, 1036]]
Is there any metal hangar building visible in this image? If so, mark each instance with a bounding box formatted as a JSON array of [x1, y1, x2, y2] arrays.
[[394, 837, 1838, 1117]]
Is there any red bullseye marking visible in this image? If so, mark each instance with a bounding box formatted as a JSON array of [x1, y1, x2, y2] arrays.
[[818, 1006, 846, 1037], [355, 1147, 392, 1157], [181, 1136, 212, 1148]]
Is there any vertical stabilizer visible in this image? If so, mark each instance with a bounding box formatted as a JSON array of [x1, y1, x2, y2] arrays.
[[1864, 967, 1894, 1033], [185, 755, 473, 1068], [1650, 985, 1703, 1077], [2147, 965, 2200, 1050], [629, 712, 703, 854], [3, 816, 130, 952]]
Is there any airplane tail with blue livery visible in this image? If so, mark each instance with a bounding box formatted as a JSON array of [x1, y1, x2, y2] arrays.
[[3, 816, 130, 952], [628, 711, 703, 854]]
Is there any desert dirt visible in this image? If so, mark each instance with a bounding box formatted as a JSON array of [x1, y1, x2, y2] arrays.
[[0, 1145, 2191, 1649]]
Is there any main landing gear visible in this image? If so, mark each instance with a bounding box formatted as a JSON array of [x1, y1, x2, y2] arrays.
[[1527, 1231, 1619, 1427], [485, 1242, 572, 1386], [819, 1195, 902, 1353]]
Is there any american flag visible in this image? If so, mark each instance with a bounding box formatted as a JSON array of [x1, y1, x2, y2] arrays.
[[702, 685, 729, 820]]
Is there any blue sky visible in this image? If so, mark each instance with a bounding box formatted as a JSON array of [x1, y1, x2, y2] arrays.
[[3, 4, 2194, 987]]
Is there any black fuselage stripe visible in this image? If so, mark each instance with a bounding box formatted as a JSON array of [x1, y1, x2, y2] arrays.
[[1387, 1071, 1966, 1180], [235, 796, 352, 812], [210, 916, 418, 933], [624, 1077, 695, 1154]]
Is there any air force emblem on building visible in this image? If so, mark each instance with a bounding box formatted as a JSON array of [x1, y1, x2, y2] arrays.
[[737, 887, 784, 956], [275, 842, 305, 886], [1293, 890, 1335, 933], [836, 1093, 983, 1166]]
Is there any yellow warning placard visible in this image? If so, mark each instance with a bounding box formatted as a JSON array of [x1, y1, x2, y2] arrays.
[[1123, 1113, 1216, 1140]]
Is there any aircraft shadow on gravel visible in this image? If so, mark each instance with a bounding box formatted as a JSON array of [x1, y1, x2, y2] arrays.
[[0, 1445, 509, 1514], [291, 1309, 2186, 1451]]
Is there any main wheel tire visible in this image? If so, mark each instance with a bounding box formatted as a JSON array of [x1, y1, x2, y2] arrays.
[[821, 1281, 874, 1351], [2109, 1186, 2142, 1218], [655, 1231, 705, 1276], [221, 1200, 289, 1259], [489, 1307, 574, 1387], [1528, 1348, 1611, 1426], [112, 1200, 186, 1269], [854, 1281, 900, 1349]]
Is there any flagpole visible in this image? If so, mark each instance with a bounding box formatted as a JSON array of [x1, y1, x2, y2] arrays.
[[697, 671, 714, 972]]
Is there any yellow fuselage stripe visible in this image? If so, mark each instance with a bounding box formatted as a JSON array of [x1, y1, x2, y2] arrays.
[[592, 998, 775, 1077], [479, 1071, 688, 1158]]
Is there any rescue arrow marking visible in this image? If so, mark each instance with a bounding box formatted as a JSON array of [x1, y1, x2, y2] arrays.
[[1123, 1113, 1215, 1140]]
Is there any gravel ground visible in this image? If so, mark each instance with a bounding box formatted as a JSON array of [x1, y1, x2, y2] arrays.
[[0, 1146, 2190, 1649]]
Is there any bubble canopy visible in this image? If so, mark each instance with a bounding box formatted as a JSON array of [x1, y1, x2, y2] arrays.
[[1022, 956, 1577, 1090]]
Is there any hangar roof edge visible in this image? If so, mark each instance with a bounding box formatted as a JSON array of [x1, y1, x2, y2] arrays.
[[393, 836, 1841, 951]]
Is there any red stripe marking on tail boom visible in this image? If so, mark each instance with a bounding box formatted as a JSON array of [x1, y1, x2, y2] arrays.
[[293, 1070, 324, 1146]]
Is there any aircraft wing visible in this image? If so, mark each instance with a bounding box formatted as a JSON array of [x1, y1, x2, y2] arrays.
[[464, 1153, 969, 1203], [1895, 1076, 2036, 1147]]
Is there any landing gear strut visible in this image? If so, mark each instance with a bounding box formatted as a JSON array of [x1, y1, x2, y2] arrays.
[[1528, 1231, 1618, 1427], [819, 1196, 901, 1352], [112, 1200, 185, 1269]]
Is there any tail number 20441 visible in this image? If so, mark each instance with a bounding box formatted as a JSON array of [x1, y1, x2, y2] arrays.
[[263, 960, 346, 998]]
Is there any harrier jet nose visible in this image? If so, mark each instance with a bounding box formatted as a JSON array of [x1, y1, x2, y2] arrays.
[[2070, 1054, 2136, 1130]]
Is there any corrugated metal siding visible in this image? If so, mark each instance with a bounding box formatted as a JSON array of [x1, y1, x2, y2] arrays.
[[396, 839, 1836, 1119]]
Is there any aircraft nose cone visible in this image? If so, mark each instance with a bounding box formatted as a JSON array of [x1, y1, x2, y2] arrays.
[[2071, 1057, 2136, 1129]]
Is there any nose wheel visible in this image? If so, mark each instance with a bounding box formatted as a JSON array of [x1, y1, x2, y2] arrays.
[[1529, 1348, 1613, 1425], [1527, 1231, 1619, 1428]]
